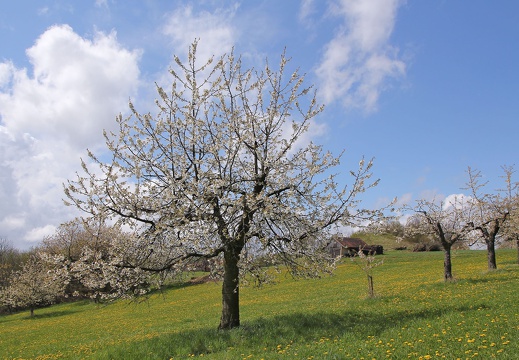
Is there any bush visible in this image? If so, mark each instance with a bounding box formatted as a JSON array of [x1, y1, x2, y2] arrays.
[[412, 242, 442, 252]]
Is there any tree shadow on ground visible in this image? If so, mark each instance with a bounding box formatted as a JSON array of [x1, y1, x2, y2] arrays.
[[99, 302, 492, 359], [23, 309, 77, 320]]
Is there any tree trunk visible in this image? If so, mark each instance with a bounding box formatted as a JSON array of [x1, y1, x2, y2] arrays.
[[218, 247, 241, 330], [30, 307, 34, 317], [367, 274, 374, 298], [443, 245, 453, 281], [486, 239, 497, 270], [516, 239, 519, 265]]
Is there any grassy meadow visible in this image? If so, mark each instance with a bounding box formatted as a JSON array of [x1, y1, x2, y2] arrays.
[[1, 249, 518, 359]]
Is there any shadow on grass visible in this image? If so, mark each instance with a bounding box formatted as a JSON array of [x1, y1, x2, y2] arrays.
[[97, 302, 490, 359], [146, 274, 216, 295], [456, 277, 497, 285], [23, 309, 77, 320]]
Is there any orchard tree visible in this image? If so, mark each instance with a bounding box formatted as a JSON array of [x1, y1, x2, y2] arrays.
[[351, 249, 383, 298], [493, 167, 519, 264], [465, 166, 518, 270], [65, 41, 387, 330], [41, 218, 99, 262], [0, 253, 69, 317], [404, 197, 473, 281], [503, 209, 519, 264], [42, 217, 148, 301]]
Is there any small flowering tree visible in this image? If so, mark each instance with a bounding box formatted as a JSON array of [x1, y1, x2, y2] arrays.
[[65, 41, 387, 330], [43, 217, 152, 301], [351, 250, 383, 298], [71, 245, 151, 302], [0, 253, 69, 317]]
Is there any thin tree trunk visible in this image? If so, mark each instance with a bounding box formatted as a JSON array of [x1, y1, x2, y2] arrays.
[[218, 248, 241, 330], [30, 307, 34, 317], [367, 274, 374, 298], [486, 239, 497, 270], [443, 246, 453, 281], [516, 239, 519, 265]]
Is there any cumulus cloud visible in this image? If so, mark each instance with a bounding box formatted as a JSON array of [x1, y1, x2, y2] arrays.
[[1, 25, 140, 147], [0, 25, 140, 248], [315, 0, 406, 111]]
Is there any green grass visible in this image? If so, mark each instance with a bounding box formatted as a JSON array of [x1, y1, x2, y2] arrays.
[[1, 250, 518, 359], [350, 232, 411, 250]]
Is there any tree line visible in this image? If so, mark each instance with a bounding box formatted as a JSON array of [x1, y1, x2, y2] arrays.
[[0, 219, 149, 316]]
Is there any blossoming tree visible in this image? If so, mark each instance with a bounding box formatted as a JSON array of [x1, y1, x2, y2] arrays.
[[42, 217, 149, 301], [464, 166, 517, 270], [0, 253, 69, 317], [65, 41, 385, 329], [404, 197, 474, 281]]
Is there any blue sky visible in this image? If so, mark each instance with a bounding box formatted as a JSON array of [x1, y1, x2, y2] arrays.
[[1, 1, 518, 249]]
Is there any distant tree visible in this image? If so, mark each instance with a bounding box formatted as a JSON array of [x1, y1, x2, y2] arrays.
[[41, 219, 88, 262], [504, 215, 519, 264], [508, 215, 519, 265], [464, 166, 518, 270], [401, 217, 437, 249], [65, 41, 388, 329], [0, 238, 23, 288], [494, 168, 519, 264], [42, 217, 149, 301], [404, 197, 473, 281], [0, 253, 69, 317], [382, 219, 405, 237], [361, 219, 404, 238]]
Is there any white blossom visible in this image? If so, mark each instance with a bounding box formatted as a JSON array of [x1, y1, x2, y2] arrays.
[[65, 40, 387, 329]]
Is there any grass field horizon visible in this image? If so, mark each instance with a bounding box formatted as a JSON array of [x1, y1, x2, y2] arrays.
[[1, 249, 518, 359]]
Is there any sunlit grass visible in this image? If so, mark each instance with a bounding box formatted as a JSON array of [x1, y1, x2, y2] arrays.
[[1, 250, 517, 359]]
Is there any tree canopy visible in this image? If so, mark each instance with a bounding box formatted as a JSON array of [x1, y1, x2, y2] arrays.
[[65, 41, 385, 329]]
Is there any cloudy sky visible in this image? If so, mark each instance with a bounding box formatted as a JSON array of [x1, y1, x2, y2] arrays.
[[1, 1, 518, 249]]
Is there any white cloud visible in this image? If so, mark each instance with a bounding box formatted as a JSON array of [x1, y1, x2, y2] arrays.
[[0, 214, 25, 231], [25, 224, 56, 243], [315, 0, 406, 111], [2, 25, 140, 147], [0, 61, 15, 88], [162, 4, 238, 65], [0, 25, 141, 249], [443, 193, 473, 211]]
